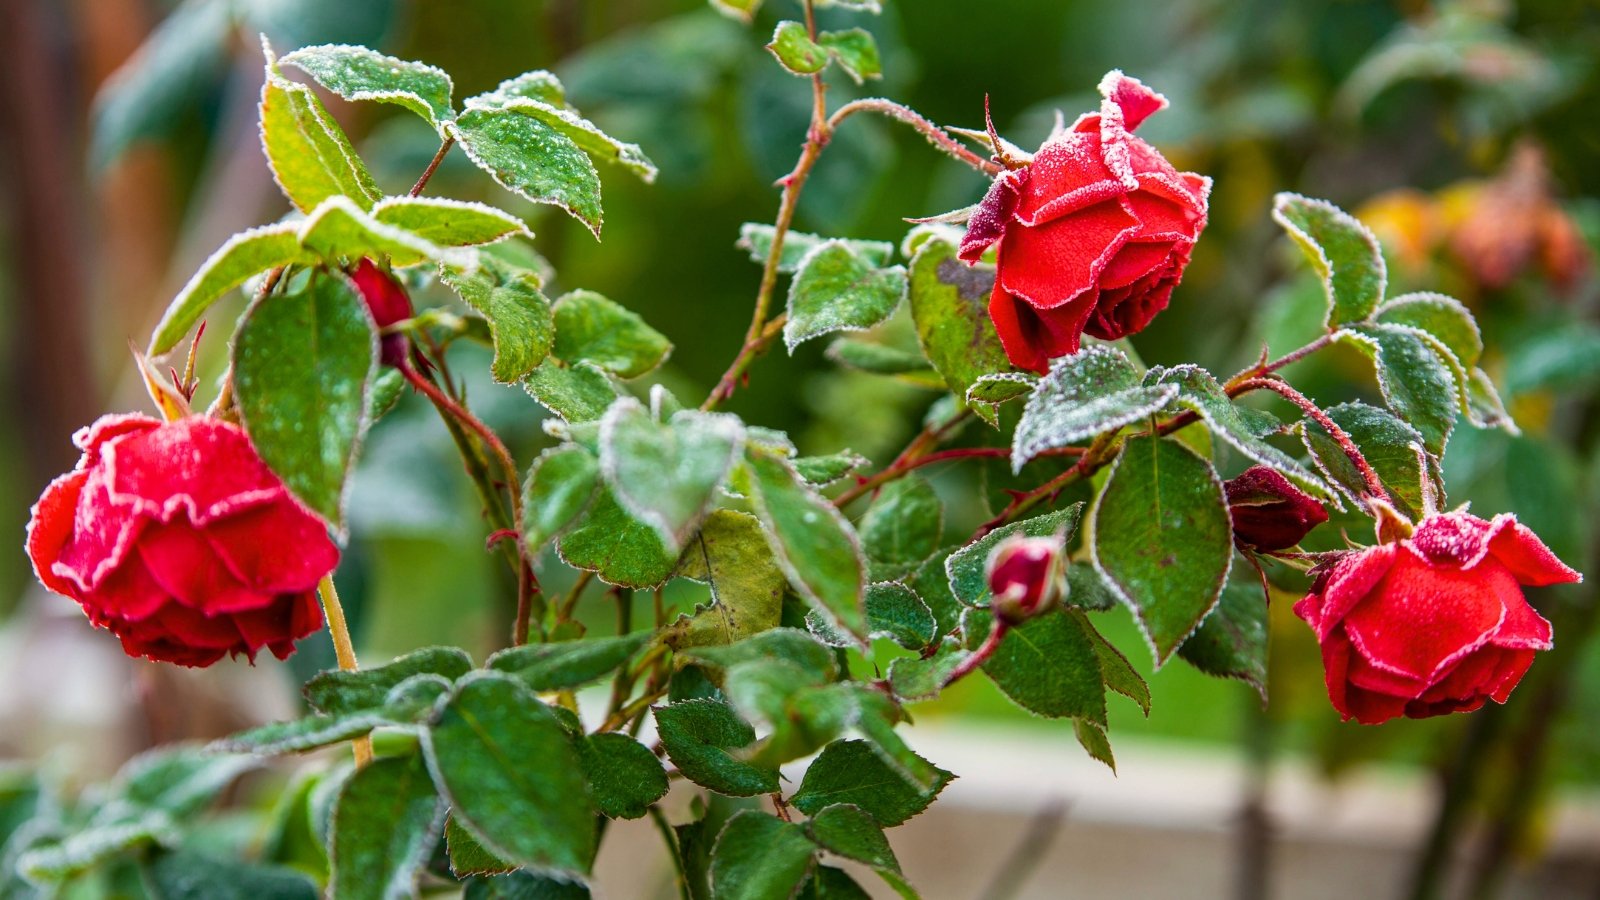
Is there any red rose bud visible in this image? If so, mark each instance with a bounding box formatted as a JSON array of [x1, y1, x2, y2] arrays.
[[25, 414, 338, 667], [350, 258, 414, 368], [1225, 465, 1329, 552], [1292, 511, 1580, 725], [986, 535, 1066, 624], [960, 71, 1210, 374]]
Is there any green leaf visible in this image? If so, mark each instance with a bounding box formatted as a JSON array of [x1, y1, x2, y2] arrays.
[[816, 30, 882, 83], [908, 550, 963, 638], [736, 224, 894, 274], [809, 582, 936, 651], [1073, 720, 1115, 771], [1089, 435, 1232, 666], [825, 339, 938, 380], [907, 237, 1011, 411], [487, 633, 649, 691], [329, 752, 445, 900], [1271, 193, 1386, 328], [212, 703, 422, 756], [680, 628, 838, 686], [421, 674, 597, 878], [298, 195, 446, 265], [1465, 367, 1516, 433], [1177, 573, 1269, 701], [963, 608, 1106, 722], [463, 872, 590, 899], [600, 398, 744, 552], [259, 43, 381, 213], [790, 740, 951, 827], [466, 97, 657, 184], [784, 241, 909, 351], [523, 360, 620, 423], [552, 290, 673, 379], [816, 0, 883, 10], [278, 44, 455, 133], [234, 269, 377, 530], [886, 637, 968, 701], [469, 71, 568, 108], [1065, 561, 1118, 612], [711, 811, 817, 900], [1336, 323, 1458, 455], [1143, 365, 1332, 499], [371, 197, 529, 259], [1085, 619, 1150, 714], [18, 814, 178, 882], [1297, 401, 1440, 522], [805, 805, 906, 896], [945, 506, 1081, 606], [767, 21, 829, 75], [446, 816, 516, 878], [746, 448, 868, 638], [800, 868, 875, 900], [451, 105, 604, 237], [1375, 292, 1482, 368], [141, 849, 319, 900], [859, 475, 943, 580], [577, 733, 668, 820], [792, 451, 869, 487], [710, 0, 764, 22], [1012, 346, 1178, 469], [655, 699, 779, 796], [965, 374, 1035, 428], [305, 647, 473, 715], [557, 486, 679, 589], [147, 223, 316, 355], [90, 0, 232, 169], [668, 510, 787, 648], [521, 445, 601, 553], [440, 261, 555, 383]]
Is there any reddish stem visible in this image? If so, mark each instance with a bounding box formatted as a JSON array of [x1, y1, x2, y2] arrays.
[[1233, 376, 1390, 505], [942, 617, 1009, 688], [827, 98, 1002, 176], [409, 137, 455, 198]]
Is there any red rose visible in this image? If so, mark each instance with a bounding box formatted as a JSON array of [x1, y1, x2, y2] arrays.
[[960, 71, 1210, 374], [986, 535, 1064, 623], [350, 258, 414, 368], [1224, 465, 1328, 552], [1292, 511, 1580, 725], [25, 414, 338, 667]]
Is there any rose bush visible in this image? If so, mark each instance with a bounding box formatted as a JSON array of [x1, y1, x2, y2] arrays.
[[25, 414, 336, 667], [959, 70, 1210, 373], [1293, 511, 1581, 724]]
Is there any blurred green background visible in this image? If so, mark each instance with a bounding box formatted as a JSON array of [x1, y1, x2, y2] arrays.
[[2, 0, 1600, 891]]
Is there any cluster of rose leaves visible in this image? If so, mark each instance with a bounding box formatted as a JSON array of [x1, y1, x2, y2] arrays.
[[10, 0, 1586, 896]]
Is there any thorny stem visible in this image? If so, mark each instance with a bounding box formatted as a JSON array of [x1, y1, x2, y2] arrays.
[[941, 616, 1010, 688], [978, 431, 1118, 537], [827, 98, 1002, 176], [317, 575, 372, 767], [409, 137, 455, 198], [598, 684, 671, 733], [1232, 376, 1391, 506]]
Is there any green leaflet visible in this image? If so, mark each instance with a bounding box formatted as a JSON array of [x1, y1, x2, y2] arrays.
[[552, 289, 672, 379], [745, 448, 868, 638], [1012, 346, 1177, 469], [259, 42, 381, 213], [1271, 192, 1385, 328], [451, 105, 604, 237], [784, 241, 909, 351], [278, 43, 455, 133]]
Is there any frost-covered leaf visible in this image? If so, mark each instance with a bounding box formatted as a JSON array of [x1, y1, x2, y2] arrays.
[[805, 805, 907, 898], [1336, 323, 1458, 455], [577, 733, 667, 820], [908, 238, 1014, 423], [278, 44, 455, 132], [1013, 347, 1177, 470], [147, 223, 315, 354], [487, 633, 649, 692], [17, 814, 178, 882], [1087, 624, 1150, 714], [439, 261, 554, 382], [260, 43, 381, 213], [1271, 193, 1385, 328], [1143, 364, 1332, 499], [522, 360, 619, 423], [859, 475, 943, 580], [965, 373, 1035, 428], [807, 582, 936, 651], [886, 637, 968, 701], [668, 510, 786, 648], [1090, 436, 1232, 666], [817, 30, 882, 83], [557, 487, 679, 589], [464, 97, 657, 184], [711, 811, 817, 900], [825, 339, 938, 381], [371, 197, 529, 260], [451, 105, 603, 237], [552, 290, 672, 379], [790, 740, 951, 827], [304, 646, 472, 715], [520, 445, 601, 552], [445, 817, 514, 878], [945, 506, 1080, 606], [1177, 573, 1268, 701], [600, 398, 744, 551], [421, 675, 596, 878], [784, 242, 908, 351], [233, 270, 377, 531], [467, 71, 567, 108], [298, 195, 444, 266], [328, 752, 445, 900], [737, 224, 894, 273], [1297, 401, 1441, 522], [655, 699, 778, 796], [767, 21, 828, 75], [1375, 292, 1482, 368], [793, 451, 868, 487], [962, 608, 1106, 722], [745, 448, 868, 638]]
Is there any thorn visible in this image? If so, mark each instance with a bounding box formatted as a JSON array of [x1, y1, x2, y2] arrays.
[[1003, 488, 1028, 501], [985, 95, 1024, 171], [486, 529, 519, 551], [740, 371, 750, 388]]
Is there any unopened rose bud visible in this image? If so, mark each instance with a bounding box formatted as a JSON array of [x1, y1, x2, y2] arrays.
[[1225, 466, 1329, 552], [986, 535, 1066, 624], [350, 259, 414, 368]]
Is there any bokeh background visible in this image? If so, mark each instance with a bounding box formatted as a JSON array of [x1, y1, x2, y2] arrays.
[[3, 0, 1600, 896]]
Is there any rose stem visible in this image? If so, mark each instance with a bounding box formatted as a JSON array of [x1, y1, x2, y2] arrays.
[[1231, 376, 1391, 506], [408, 137, 455, 198], [940, 617, 1009, 688], [827, 98, 1002, 176], [317, 574, 372, 767]]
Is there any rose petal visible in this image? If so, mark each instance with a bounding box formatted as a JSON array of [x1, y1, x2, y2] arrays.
[[72, 413, 161, 462], [202, 499, 339, 594], [1098, 70, 1168, 132], [1490, 589, 1553, 650], [1124, 188, 1203, 242], [103, 418, 286, 526], [1084, 266, 1180, 342], [997, 200, 1140, 310], [1343, 682, 1410, 725], [136, 520, 278, 614], [1013, 131, 1128, 224], [1483, 514, 1583, 587], [83, 553, 171, 622], [27, 470, 88, 599], [960, 172, 1022, 262], [1299, 545, 1397, 641], [53, 469, 146, 593], [1415, 647, 1506, 706], [1343, 549, 1512, 680], [1343, 640, 1429, 699], [989, 287, 1062, 374], [1099, 240, 1177, 290]]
